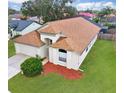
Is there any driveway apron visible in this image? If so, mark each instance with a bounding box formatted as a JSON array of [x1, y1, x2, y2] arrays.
[[8, 54, 29, 79]]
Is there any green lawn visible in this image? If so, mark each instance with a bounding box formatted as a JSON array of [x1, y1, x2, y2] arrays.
[[8, 40, 116, 93], [8, 40, 15, 58]]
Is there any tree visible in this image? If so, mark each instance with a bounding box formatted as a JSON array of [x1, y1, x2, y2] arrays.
[[97, 6, 115, 24], [64, 6, 77, 17], [84, 9, 93, 13], [21, 0, 77, 23], [92, 17, 100, 23], [98, 6, 114, 18], [21, 1, 36, 17]]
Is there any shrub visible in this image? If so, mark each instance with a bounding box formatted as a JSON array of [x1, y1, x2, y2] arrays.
[[104, 22, 113, 28], [21, 57, 42, 77], [92, 18, 100, 23]]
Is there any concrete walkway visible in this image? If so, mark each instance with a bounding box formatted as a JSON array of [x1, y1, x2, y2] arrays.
[[8, 54, 29, 79]]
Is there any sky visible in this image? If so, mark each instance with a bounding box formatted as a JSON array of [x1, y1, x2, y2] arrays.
[[8, 0, 116, 11]]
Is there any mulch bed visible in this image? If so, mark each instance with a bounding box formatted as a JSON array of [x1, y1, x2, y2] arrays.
[[43, 62, 83, 80]]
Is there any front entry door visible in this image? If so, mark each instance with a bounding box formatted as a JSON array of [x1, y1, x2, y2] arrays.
[[44, 38, 52, 58]]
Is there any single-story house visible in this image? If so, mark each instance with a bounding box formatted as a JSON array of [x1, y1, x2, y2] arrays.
[[14, 17, 101, 70], [8, 20, 42, 37]]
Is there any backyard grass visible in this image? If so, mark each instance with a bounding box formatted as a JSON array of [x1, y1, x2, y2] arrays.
[[8, 40, 15, 58], [8, 40, 116, 93]]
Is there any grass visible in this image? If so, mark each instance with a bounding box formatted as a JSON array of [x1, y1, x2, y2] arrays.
[[8, 40, 15, 58], [8, 40, 116, 93]]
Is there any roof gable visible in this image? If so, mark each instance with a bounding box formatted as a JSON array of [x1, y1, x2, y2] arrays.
[[14, 31, 44, 47]]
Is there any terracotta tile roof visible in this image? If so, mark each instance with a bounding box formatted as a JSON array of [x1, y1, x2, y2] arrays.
[[14, 31, 44, 47], [39, 25, 59, 34], [39, 17, 101, 53]]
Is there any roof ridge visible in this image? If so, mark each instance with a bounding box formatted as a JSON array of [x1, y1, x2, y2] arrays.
[[48, 17, 82, 23], [38, 23, 60, 34], [48, 24, 56, 33]]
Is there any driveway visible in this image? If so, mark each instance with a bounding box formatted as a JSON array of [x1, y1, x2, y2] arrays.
[[8, 54, 29, 79]]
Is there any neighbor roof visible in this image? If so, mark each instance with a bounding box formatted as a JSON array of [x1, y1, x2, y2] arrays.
[[14, 31, 44, 47], [107, 16, 116, 22], [79, 12, 96, 17], [9, 20, 34, 31], [38, 17, 101, 53]]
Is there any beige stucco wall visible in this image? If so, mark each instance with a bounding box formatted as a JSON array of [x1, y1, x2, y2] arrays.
[[49, 47, 79, 69], [15, 43, 47, 58], [49, 47, 66, 66], [40, 33, 61, 43]]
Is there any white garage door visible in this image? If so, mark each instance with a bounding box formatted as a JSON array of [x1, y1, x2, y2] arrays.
[[15, 43, 39, 57]]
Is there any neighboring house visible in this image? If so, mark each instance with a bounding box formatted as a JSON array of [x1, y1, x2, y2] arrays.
[[78, 12, 96, 20], [8, 20, 42, 37], [14, 17, 101, 70], [28, 16, 39, 22], [28, 16, 44, 24], [8, 14, 22, 21], [101, 14, 116, 26], [107, 15, 116, 25]]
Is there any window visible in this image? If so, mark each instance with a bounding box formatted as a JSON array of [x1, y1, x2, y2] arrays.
[[86, 47, 88, 52], [49, 40, 52, 45], [59, 49, 67, 53], [45, 38, 52, 45], [59, 49, 67, 62], [59, 57, 66, 62], [89, 42, 92, 47]]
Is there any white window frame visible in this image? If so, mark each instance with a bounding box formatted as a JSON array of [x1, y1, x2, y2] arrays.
[[58, 49, 67, 62]]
